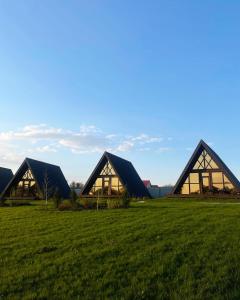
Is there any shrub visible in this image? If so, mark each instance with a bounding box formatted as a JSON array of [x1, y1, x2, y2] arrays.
[[70, 189, 79, 209], [121, 190, 131, 208], [79, 196, 130, 210], [53, 188, 62, 209], [79, 198, 97, 209], [107, 198, 122, 209], [58, 201, 73, 211], [0, 198, 5, 206]]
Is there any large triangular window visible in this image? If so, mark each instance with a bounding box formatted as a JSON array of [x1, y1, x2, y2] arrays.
[[174, 142, 238, 195], [10, 168, 39, 198], [100, 162, 116, 176], [90, 161, 125, 196], [193, 150, 219, 170]]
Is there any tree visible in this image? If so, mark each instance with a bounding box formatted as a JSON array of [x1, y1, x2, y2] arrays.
[[70, 189, 78, 209], [70, 181, 84, 191], [70, 181, 76, 189], [43, 170, 51, 206], [76, 182, 84, 190]]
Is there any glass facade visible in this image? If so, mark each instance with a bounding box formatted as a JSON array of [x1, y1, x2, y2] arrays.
[[89, 161, 125, 196], [180, 150, 236, 195], [10, 169, 39, 198]]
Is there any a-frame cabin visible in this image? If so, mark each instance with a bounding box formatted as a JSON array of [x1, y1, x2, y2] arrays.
[[1, 158, 70, 201], [0, 167, 13, 194], [172, 140, 240, 196], [81, 151, 151, 198]]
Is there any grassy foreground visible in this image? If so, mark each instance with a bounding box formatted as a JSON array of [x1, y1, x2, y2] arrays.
[[1, 199, 240, 299]]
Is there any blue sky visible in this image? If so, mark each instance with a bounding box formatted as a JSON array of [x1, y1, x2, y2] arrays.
[[0, 1, 240, 185]]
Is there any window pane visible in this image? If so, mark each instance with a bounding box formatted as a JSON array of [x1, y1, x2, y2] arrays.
[[224, 183, 234, 191], [205, 161, 212, 169], [94, 187, 102, 194], [110, 186, 119, 195], [109, 166, 116, 175], [190, 184, 200, 194], [212, 172, 223, 183], [193, 161, 201, 170], [119, 186, 125, 195], [223, 175, 231, 184], [181, 184, 189, 194], [212, 183, 224, 191], [102, 186, 109, 195], [205, 154, 211, 162], [119, 182, 124, 189], [104, 180, 109, 187], [209, 160, 219, 169], [203, 177, 209, 187], [198, 157, 204, 165], [95, 178, 102, 187], [111, 177, 119, 186], [189, 173, 199, 183]]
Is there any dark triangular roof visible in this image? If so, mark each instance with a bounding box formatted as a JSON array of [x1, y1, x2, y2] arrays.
[[1, 158, 70, 199], [81, 151, 151, 198], [172, 140, 240, 194], [0, 167, 13, 194]]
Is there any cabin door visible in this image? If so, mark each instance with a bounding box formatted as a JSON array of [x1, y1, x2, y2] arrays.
[[103, 177, 111, 196], [201, 173, 210, 193]]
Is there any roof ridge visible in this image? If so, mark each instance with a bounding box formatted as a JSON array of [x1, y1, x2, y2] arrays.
[[0, 167, 12, 171], [105, 151, 131, 164], [25, 157, 60, 168]]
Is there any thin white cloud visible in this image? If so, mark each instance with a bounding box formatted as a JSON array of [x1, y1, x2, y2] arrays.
[[130, 134, 163, 144], [35, 145, 58, 153], [0, 142, 25, 167], [105, 134, 117, 140], [0, 124, 65, 141], [0, 124, 166, 166], [116, 141, 134, 152]]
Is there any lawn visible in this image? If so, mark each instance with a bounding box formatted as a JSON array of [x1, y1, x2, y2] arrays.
[[1, 199, 240, 299]]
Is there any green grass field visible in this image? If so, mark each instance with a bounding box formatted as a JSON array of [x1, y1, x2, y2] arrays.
[[1, 199, 240, 300]]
